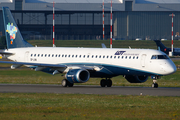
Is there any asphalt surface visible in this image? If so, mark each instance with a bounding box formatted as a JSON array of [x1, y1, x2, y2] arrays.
[[0, 84, 180, 96]]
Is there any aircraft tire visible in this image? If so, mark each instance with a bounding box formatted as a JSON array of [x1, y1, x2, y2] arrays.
[[152, 83, 158, 88], [67, 82, 74, 87], [107, 79, 112, 87], [100, 79, 107, 87], [62, 79, 68, 87]]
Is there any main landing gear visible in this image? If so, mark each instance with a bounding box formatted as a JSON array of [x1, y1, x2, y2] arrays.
[[100, 78, 112, 87], [62, 79, 74, 87]]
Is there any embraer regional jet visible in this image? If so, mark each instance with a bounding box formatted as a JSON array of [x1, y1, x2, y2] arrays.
[[0, 7, 176, 88]]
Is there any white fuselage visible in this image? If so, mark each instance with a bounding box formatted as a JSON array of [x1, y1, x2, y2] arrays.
[[5, 47, 176, 77]]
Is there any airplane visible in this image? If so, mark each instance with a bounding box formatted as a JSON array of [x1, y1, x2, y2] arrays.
[[0, 7, 176, 88], [154, 40, 180, 56]]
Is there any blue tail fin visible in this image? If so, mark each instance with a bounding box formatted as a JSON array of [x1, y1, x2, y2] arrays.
[[154, 40, 167, 50], [2, 7, 33, 49]]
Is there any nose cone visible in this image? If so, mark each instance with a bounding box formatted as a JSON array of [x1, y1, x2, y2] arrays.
[[162, 61, 177, 75]]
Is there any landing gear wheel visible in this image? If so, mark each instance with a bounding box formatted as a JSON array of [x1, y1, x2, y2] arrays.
[[152, 83, 158, 88], [100, 79, 107, 87], [152, 79, 158, 88], [62, 79, 68, 87], [67, 82, 74, 87], [107, 79, 112, 87]]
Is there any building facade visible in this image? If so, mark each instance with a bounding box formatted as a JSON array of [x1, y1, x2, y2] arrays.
[[0, 0, 180, 40]]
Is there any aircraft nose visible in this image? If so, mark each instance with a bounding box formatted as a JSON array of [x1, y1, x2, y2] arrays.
[[164, 61, 177, 75]]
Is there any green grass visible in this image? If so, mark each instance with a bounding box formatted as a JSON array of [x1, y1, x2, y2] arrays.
[[27, 40, 180, 49], [0, 93, 179, 120]]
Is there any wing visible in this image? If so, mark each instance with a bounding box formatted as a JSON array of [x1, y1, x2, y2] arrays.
[[0, 61, 66, 68], [0, 61, 98, 75]]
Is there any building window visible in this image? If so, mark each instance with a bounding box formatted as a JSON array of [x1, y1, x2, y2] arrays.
[[15, 0, 23, 10]]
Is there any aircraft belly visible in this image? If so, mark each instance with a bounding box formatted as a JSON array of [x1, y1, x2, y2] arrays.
[[90, 65, 154, 78]]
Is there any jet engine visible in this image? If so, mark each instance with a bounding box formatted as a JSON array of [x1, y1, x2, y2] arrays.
[[124, 75, 148, 83], [65, 69, 90, 83]]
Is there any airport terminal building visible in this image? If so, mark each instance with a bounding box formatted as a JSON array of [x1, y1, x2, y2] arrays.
[[0, 0, 180, 40]]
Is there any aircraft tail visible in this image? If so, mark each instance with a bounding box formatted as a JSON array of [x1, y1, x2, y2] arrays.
[[2, 7, 33, 49], [154, 40, 167, 50]]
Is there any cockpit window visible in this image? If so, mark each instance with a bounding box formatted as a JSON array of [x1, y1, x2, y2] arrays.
[[151, 55, 169, 60]]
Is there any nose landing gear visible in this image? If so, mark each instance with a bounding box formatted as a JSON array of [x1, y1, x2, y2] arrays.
[[151, 76, 160, 88], [152, 80, 158, 88]]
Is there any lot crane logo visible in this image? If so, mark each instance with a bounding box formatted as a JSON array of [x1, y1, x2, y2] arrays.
[[6, 23, 18, 44]]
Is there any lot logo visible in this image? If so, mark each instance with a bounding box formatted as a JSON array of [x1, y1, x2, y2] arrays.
[[6, 23, 18, 44], [115, 51, 126, 55]]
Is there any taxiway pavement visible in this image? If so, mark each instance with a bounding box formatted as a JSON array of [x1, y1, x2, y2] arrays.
[[0, 84, 180, 96]]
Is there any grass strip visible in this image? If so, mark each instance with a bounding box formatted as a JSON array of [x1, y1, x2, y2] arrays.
[[0, 93, 179, 120]]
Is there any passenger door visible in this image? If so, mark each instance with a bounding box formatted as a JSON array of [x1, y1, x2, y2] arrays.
[[141, 54, 147, 67]]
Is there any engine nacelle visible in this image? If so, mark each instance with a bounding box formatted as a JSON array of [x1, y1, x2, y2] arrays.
[[65, 69, 90, 83], [125, 75, 148, 83]]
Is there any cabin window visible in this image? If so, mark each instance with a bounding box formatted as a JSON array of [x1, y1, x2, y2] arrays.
[[99, 56, 101, 58], [107, 56, 109, 58], [87, 55, 89, 58], [34, 54, 36, 57], [129, 56, 131, 59], [68, 55, 70, 57], [118, 56, 120, 59], [41, 54, 43, 57], [92, 55, 94, 58], [122, 56, 124, 59], [83, 55, 86, 58], [52, 54, 54, 57], [133, 56, 135, 59], [136, 56, 138, 59], [72, 55, 74, 58], [48, 54, 50, 57], [103, 56, 105, 58], [62, 55, 64, 57], [38, 54, 40, 57], [110, 56, 112, 58], [75, 55, 78, 58], [96, 55, 98, 58], [58, 55, 61, 57], [125, 56, 127, 59], [79, 55, 81, 58], [45, 54, 47, 57], [31, 54, 33, 57], [114, 56, 116, 59], [65, 55, 67, 57]]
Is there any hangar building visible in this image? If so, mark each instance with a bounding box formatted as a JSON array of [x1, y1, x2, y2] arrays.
[[0, 0, 180, 40]]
